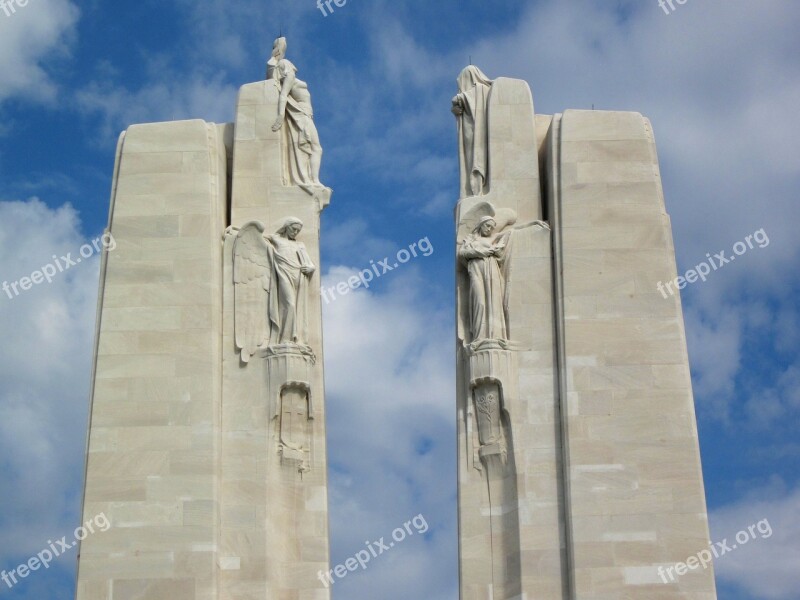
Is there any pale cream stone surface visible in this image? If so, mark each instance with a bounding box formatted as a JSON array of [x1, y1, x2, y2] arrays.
[[552, 109, 717, 599], [76, 120, 227, 599], [219, 79, 331, 600], [76, 53, 331, 597], [456, 77, 566, 600], [456, 74, 716, 599]]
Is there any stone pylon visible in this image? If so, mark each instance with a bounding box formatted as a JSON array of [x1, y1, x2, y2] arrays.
[[453, 68, 718, 599], [75, 38, 333, 600]]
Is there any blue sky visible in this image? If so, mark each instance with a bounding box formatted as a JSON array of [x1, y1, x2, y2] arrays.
[[0, 0, 798, 599]]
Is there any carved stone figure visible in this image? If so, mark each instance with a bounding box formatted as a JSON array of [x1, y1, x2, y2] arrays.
[[267, 37, 325, 191], [459, 215, 511, 343], [268, 218, 316, 344], [452, 65, 493, 197], [458, 202, 548, 347], [233, 218, 316, 362]]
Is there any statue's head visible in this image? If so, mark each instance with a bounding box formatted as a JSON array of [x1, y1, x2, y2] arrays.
[[457, 65, 493, 94], [277, 217, 303, 240], [476, 216, 496, 237], [272, 37, 287, 61]]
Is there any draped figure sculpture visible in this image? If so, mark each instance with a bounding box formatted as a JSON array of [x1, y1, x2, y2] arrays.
[[233, 217, 316, 363], [452, 65, 493, 198], [267, 37, 325, 192], [457, 201, 548, 599], [232, 218, 316, 472], [458, 202, 549, 348], [459, 215, 512, 344]]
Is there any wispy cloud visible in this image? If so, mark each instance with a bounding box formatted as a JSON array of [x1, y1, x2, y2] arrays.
[[710, 483, 800, 599], [0, 0, 79, 103], [0, 198, 98, 572]]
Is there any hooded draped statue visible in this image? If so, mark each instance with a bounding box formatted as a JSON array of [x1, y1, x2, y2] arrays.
[[452, 65, 494, 198]]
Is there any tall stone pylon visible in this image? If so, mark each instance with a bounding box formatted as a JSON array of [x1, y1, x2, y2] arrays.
[[219, 36, 332, 599], [74, 37, 332, 599], [453, 67, 718, 599]]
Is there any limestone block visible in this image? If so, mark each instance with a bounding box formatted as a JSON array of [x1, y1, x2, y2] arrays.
[[554, 110, 717, 599], [218, 47, 332, 598], [76, 119, 227, 600], [455, 74, 565, 600]]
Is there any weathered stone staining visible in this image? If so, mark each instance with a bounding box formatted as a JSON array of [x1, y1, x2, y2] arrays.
[[454, 67, 718, 599]]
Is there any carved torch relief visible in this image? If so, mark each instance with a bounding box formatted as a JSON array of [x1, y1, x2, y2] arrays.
[[457, 202, 549, 470]]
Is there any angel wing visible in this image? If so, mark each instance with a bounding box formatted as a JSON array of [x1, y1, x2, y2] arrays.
[[233, 222, 273, 363], [456, 201, 518, 243]]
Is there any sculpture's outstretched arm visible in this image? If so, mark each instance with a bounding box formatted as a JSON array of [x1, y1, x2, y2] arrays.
[[512, 219, 550, 231]]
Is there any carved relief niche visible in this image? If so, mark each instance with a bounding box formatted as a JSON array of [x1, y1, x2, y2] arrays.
[[232, 218, 317, 473], [279, 383, 312, 469]]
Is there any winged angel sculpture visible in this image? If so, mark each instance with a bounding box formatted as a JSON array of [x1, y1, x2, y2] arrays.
[[233, 218, 316, 363], [457, 202, 549, 348]]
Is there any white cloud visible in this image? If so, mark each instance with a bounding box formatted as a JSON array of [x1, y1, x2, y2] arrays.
[[0, 0, 79, 103], [302, 0, 800, 441], [1, 2, 798, 598], [445, 0, 800, 424], [0, 198, 99, 568], [744, 365, 800, 430], [322, 218, 400, 266], [710, 484, 800, 599], [321, 266, 458, 600], [683, 305, 742, 421], [75, 74, 238, 141], [72, 0, 316, 140]]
